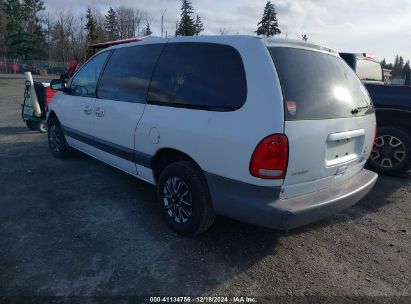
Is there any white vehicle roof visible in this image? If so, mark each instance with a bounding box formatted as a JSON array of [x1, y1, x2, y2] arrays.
[[104, 35, 338, 56]]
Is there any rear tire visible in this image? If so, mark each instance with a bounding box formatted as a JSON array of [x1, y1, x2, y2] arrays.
[[38, 120, 47, 133], [157, 161, 216, 236], [25, 120, 38, 131], [368, 126, 411, 175], [48, 117, 70, 158]]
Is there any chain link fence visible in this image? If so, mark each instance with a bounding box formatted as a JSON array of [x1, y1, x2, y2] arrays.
[[0, 58, 67, 76]]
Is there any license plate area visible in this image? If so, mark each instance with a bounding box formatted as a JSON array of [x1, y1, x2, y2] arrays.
[[326, 130, 365, 167]]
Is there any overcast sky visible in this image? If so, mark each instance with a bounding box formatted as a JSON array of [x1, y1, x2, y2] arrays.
[[44, 0, 411, 62]]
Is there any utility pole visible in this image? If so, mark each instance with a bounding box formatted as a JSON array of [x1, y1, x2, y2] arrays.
[[3, 33, 7, 73], [161, 10, 166, 38], [47, 12, 51, 60]]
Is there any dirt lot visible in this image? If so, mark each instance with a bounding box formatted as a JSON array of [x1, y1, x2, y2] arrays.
[[0, 74, 410, 300]]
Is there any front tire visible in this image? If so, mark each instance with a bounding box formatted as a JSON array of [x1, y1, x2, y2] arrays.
[[157, 161, 216, 236], [48, 117, 70, 158], [368, 126, 411, 175]]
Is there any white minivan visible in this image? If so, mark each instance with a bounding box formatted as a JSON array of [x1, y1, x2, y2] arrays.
[[48, 36, 378, 235]]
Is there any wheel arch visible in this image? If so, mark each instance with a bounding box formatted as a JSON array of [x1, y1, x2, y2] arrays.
[[151, 148, 203, 183], [47, 110, 57, 122], [375, 109, 411, 132]]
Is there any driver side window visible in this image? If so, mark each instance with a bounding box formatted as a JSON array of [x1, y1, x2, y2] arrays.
[[69, 51, 110, 97]]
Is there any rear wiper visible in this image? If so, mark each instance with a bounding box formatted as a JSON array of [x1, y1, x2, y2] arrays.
[[351, 105, 369, 115]]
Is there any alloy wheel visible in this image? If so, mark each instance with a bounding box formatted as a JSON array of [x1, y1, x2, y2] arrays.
[[163, 176, 193, 224], [49, 124, 62, 153], [371, 135, 406, 168]]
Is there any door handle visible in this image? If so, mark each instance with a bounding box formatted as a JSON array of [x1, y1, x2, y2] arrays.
[[83, 106, 92, 115], [95, 107, 105, 117]]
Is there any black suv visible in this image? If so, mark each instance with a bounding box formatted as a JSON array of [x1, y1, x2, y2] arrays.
[[340, 53, 411, 175]]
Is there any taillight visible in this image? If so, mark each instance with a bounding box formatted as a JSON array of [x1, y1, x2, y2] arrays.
[[250, 134, 289, 179]]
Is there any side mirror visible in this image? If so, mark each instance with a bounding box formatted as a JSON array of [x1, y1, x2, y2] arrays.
[[50, 79, 66, 91]]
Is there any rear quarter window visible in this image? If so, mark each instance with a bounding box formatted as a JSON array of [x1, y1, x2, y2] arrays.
[[147, 42, 247, 111]]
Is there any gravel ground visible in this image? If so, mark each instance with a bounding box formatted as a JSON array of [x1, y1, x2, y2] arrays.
[[0, 74, 410, 301]]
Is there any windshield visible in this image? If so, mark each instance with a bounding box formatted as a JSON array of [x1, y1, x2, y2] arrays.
[[268, 47, 371, 120]]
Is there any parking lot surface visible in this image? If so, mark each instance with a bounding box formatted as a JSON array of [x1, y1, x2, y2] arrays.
[[0, 74, 410, 299]]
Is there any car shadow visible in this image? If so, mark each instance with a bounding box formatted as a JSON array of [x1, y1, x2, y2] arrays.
[[0, 126, 42, 136]]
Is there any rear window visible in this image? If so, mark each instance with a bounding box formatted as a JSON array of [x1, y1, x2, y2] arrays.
[[356, 59, 383, 82], [269, 47, 371, 120], [147, 42, 247, 111]]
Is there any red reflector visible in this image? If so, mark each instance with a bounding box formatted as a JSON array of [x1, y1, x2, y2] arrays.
[[46, 86, 58, 104], [250, 134, 289, 179]]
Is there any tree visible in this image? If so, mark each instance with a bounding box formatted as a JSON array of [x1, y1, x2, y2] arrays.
[[143, 21, 152, 36], [218, 27, 228, 35], [175, 0, 197, 36], [21, 0, 47, 59], [85, 7, 97, 44], [0, 9, 7, 57], [116, 6, 141, 38], [302, 34, 308, 41], [104, 7, 118, 40], [256, 1, 281, 37], [194, 14, 204, 35], [404, 60, 410, 85], [1, 0, 22, 58]]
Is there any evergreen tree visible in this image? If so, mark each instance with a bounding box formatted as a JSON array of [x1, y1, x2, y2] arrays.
[[392, 54, 404, 78], [194, 14, 204, 35], [399, 56, 405, 72], [85, 7, 97, 44], [104, 6, 118, 40], [381, 58, 387, 69], [404, 60, 410, 85], [22, 0, 47, 59], [143, 21, 152, 36], [302, 34, 308, 41], [175, 0, 197, 36], [404, 60, 410, 73], [2, 0, 27, 58], [256, 1, 281, 37]]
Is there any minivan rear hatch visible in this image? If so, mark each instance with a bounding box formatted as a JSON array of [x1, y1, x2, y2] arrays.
[[268, 47, 376, 199]]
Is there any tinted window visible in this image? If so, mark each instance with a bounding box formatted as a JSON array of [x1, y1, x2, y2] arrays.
[[356, 59, 383, 82], [269, 47, 371, 120], [69, 52, 110, 97], [147, 42, 247, 110], [98, 44, 164, 103]]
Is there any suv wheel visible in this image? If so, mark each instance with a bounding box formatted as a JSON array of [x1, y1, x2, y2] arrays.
[[48, 117, 70, 158], [157, 161, 215, 236], [369, 126, 411, 175]]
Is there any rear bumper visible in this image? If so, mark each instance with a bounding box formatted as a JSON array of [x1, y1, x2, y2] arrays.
[[205, 169, 378, 230]]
